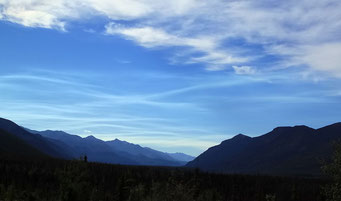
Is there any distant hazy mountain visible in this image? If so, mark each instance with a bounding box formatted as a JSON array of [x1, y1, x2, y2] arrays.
[[106, 139, 194, 163], [167, 152, 195, 162], [106, 138, 173, 160], [187, 123, 341, 176], [0, 118, 72, 159], [32, 129, 193, 166], [34, 130, 136, 164]]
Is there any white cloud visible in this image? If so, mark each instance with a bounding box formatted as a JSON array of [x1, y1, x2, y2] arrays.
[[302, 43, 341, 77], [0, 0, 199, 28], [106, 24, 182, 48], [105, 23, 247, 68], [86, 0, 199, 20], [86, 0, 150, 19], [217, 0, 341, 76], [1, 0, 341, 76], [0, 0, 80, 30], [232, 66, 256, 75]]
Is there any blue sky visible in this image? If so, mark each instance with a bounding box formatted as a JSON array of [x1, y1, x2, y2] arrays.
[[0, 0, 341, 156]]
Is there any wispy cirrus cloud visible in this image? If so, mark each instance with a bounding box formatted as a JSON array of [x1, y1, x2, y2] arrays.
[[2, 1, 341, 156], [1, 0, 341, 76], [0, 69, 249, 153], [105, 23, 247, 70], [1, 68, 341, 154], [0, 0, 198, 30]]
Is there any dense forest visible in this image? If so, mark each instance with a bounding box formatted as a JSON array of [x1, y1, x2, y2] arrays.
[[0, 157, 329, 201]]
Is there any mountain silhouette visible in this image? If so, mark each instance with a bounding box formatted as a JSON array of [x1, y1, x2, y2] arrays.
[[28, 126, 193, 166], [0, 128, 47, 159], [0, 117, 193, 166], [106, 138, 193, 164], [0, 118, 72, 159], [187, 123, 341, 176]]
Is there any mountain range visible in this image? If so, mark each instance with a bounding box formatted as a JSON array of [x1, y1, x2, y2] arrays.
[[0, 117, 194, 166], [187, 123, 341, 176], [1, 116, 341, 176]]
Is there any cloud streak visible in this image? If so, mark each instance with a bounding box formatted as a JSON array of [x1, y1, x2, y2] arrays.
[[1, 0, 340, 76], [105, 23, 247, 70], [1, 67, 341, 155], [0, 69, 243, 154]]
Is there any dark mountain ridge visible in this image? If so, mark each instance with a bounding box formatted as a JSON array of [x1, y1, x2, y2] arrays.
[[0, 128, 47, 159], [187, 123, 341, 176], [0, 118, 72, 159], [0, 117, 193, 166]]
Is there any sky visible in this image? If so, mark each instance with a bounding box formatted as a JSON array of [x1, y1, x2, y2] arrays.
[[0, 0, 341, 156]]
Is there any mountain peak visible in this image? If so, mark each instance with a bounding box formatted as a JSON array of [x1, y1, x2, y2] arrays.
[[113, 138, 123, 142], [109, 138, 133, 146], [271, 125, 314, 134], [233, 134, 250, 140], [85, 135, 97, 140], [219, 134, 252, 146]]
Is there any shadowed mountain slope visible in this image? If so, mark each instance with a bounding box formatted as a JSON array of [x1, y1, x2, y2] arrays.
[[187, 123, 341, 176], [0, 118, 72, 159], [0, 128, 47, 159]]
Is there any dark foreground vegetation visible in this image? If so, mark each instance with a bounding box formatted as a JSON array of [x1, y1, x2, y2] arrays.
[[0, 157, 328, 201]]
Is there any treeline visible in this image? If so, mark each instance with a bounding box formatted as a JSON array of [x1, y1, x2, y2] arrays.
[[0, 157, 327, 201]]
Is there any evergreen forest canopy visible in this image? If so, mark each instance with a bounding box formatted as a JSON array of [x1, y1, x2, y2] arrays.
[[0, 157, 329, 201]]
